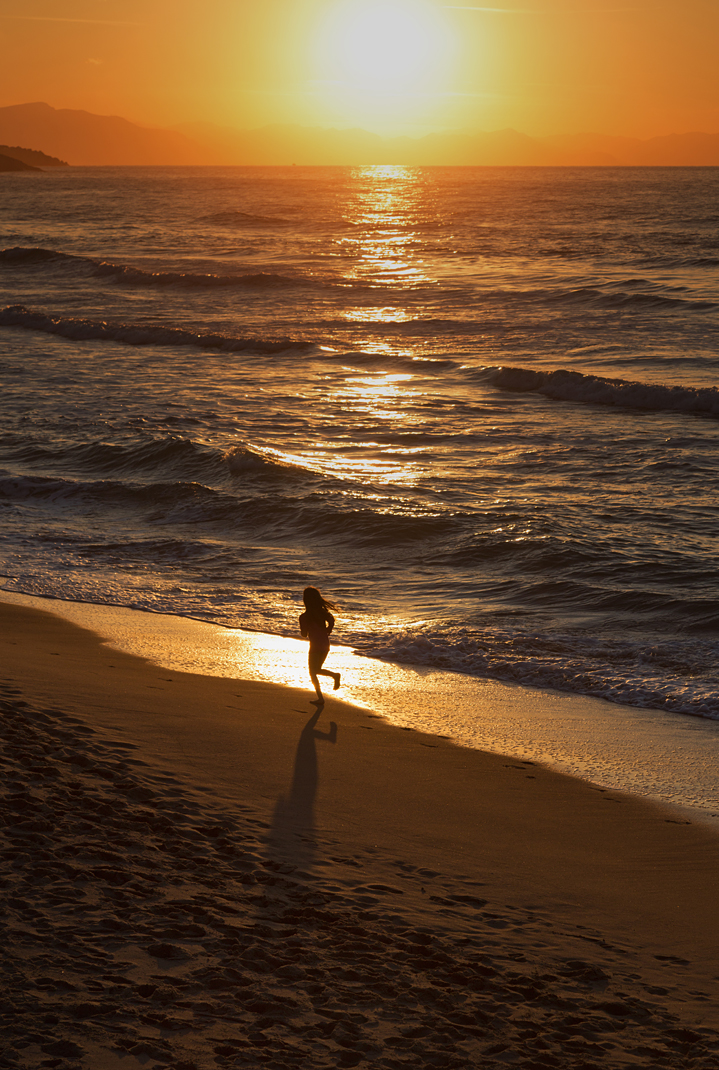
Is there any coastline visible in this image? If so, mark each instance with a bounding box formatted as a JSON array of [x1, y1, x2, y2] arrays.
[[2, 590, 718, 826], [2, 597, 719, 1067]]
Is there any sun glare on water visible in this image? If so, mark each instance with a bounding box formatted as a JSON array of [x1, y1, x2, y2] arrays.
[[310, 0, 455, 126]]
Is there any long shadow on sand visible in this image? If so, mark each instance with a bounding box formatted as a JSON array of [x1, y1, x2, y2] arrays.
[[266, 707, 337, 872]]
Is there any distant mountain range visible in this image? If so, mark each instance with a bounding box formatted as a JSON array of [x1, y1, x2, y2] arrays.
[[0, 103, 201, 167], [2, 101, 719, 167]]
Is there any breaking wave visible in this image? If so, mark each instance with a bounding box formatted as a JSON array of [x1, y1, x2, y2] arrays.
[[481, 365, 719, 417], [0, 469, 452, 547], [0, 305, 311, 354], [0, 245, 396, 294], [0, 438, 350, 493], [8, 247, 717, 309], [95, 264, 298, 289], [359, 627, 719, 721], [1, 436, 228, 483], [0, 245, 398, 292], [0, 246, 299, 289]]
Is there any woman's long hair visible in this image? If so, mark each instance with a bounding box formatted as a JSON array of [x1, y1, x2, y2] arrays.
[[303, 586, 337, 615]]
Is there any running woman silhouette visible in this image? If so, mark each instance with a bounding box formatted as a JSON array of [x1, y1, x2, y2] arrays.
[[299, 586, 341, 706]]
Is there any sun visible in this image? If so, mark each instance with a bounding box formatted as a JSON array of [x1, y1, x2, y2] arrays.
[[316, 0, 449, 94], [310, 0, 455, 125]]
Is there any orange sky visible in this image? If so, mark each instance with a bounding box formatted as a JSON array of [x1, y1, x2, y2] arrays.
[[1, 0, 718, 137]]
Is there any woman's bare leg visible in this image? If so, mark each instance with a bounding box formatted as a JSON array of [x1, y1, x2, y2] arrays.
[[308, 647, 339, 702], [309, 647, 327, 703]]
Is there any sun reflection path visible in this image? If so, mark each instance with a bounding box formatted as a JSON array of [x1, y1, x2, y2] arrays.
[[342, 165, 436, 288], [247, 371, 430, 487], [344, 372, 412, 403], [247, 428, 424, 486], [343, 307, 415, 323]]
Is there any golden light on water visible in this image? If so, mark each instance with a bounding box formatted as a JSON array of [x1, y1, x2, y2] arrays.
[[317, 166, 435, 490], [357, 163, 417, 188], [251, 407, 425, 486], [351, 165, 422, 226], [342, 307, 415, 323], [342, 165, 435, 287], [330, 458, 422, 482], [343, 373, 414, 408], [348, 248, 425, 283], [252, 166, 437, 493]]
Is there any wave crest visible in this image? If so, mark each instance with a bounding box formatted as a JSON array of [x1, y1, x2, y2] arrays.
[[482, 364, 719, 417], [95, 262, 298, 289], [0, 245, 300, 289], [0, 246, 76, 264], [0, 305, 311, 355]]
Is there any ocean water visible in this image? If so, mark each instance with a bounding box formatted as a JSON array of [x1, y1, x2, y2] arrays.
[[1, 164, 719, 728]]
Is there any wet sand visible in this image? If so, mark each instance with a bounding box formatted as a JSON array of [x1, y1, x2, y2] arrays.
[[2, 599, 718, 1069], [3, 590, 717, 821]]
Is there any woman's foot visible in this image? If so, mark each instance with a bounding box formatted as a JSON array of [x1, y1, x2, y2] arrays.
[[310, 697, 325, 707], [333, 673, 341, 690]]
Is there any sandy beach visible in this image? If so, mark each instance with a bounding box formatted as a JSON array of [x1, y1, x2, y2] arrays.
[[2, 599, 719, 1070]]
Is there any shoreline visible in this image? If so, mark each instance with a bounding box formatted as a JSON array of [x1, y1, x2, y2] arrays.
[[2, 597, 719, 1067], [2, 589, 718, 826]]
